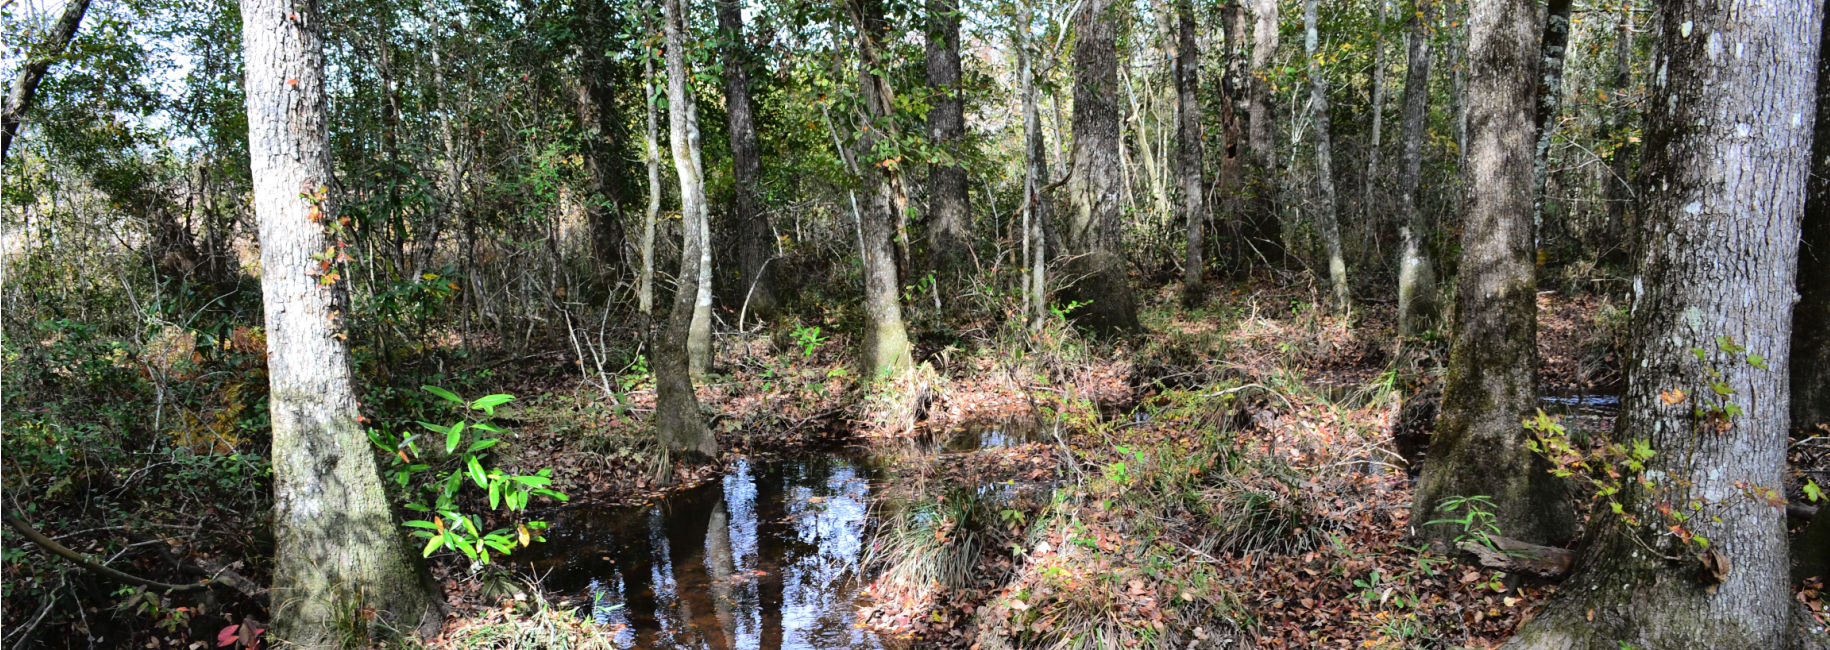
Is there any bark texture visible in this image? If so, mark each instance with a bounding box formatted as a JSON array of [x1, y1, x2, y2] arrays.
[[1243, 0, 1286, 266], [1504, 3, 1819, 648], [851, 0, 915, 376], [925, 0, 970, 283], [1796, 11, 1830, 432], [1018, 5, 1051, 330], [1412, 0, 1575, 546], [1363, 0, 1387, 230], [1304, 0, 1348, 311], [240, 0, 442, 643], [1061, 0, 1141, 335], [574, 0, 632, 281], [1395, 0, 1438, 338], [655, 0, 715, 464], [640, 22, 662, 317], [1530, 0, 1572, 250], [720, 0, 776, 319], [1, 0, 91, 163], [1174, 0, 1206, 301]]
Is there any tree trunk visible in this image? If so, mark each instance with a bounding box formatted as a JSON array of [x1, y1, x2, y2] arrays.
[[640, 11, 662, 317], [1061, 0, 1140, 335], [1018, 3, 1051, 331], [1363, 0, 1387, 233], [240, 0, 442, 643], [1242, 0, 1285, 268], [1600, 6, 1636, 262], [655, 0, 715, 466], [925, 0, 970, 283], [1303, 0, 1348, 311], [1174, 0, 1205, 302], [1412, 0, 1574, 547], [1503, 3, 1819, 648], [1, 0, 91, 164], [574, 0, 631, 283], [1795, 11, 1830, 433], [1395, 0, 1438, 338], [1216, 0, 1247, 271], [851, 0, 915, 376], [720, 0, 776, 319], [1529, 0, 1572, 255]]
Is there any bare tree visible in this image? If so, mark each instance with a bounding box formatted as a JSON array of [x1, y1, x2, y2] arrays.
[[240, 0, 442, 643], [1303, 0, 1348, 310], [654, 0, 716, 469], [1504, 2, 1821, 647], [1395, 0, 1438, 338], [850, 0, 915, 375]]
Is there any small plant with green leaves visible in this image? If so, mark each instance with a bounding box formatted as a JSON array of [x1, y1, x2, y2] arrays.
[[1423, 495, 1503, 551], [790, 325, 826, 358], [369, 386, 568, 569]]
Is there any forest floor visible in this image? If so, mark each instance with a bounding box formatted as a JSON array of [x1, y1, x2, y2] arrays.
[[416, 283, 1830, 649]]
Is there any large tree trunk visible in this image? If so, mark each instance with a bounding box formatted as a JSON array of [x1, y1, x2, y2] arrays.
[[1412, 0, 1574, 546], [925, 0, 970, 283], [1529, 0, 1572, 255], [1303, 0, 1348, 311], [240, 0, 442, 643], [1061, 0, 1140, 335], [655, 0, 715, 467], [1395, 0, 1438, 338], [1243, 0, 1285, 267], [1, 0, 91, 163], [851, 0, 915, 376], [1173, 0, 1205, 302], [1503, 3, 1820, 648], [1795, 12, 1830, 433], [1216, 0, 1247, 271], [720, 0, 776, 319], [574, 0, 631, 283]]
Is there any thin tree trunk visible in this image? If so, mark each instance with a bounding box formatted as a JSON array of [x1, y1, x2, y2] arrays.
[[1395, 0, 1438, 338], [850, 0, 914, 375], [676, 2, 713, 379], [240, 0, 442, 643], [1363, 0, 1387, 230], [720, 0, 775, 318], [1018, 3, 1050, 331], [1217, 0, 1247, 271], [1304, 0, 1348, 311], [655, 0, 715, 467], [1529, 0, 1572, 254], [640, 12, 662, 317], [1174, 0, 1205, 302], [925, 0, 970, 282], [1, 0, 91, 163], [1062, 0, 1140, 334], [1412, 0, 1575, 547], [575, 0, 631, 283], [1795, 11, 1830, 432], [1504, 3, 1820, 648], [1600, 5, 1636, 260]]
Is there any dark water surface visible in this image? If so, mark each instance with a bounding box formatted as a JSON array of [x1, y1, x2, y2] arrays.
[[519, 452, 883, 649]]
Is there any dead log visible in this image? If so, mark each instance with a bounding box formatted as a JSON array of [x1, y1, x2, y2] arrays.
[[1456, 535, 1577, 579]]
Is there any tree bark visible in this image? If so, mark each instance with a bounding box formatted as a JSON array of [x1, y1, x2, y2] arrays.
[[1503, 3, 1819, 648], [1600, 6, 1636, 261], [1795, 11, 1830, 433], [1, 0, 91, 164], [1061, 0, 1140, 335], [240, 0, 442, 643], [574, 0, 632, 283], [1304, 0, 1348, 311], [1242, 0, 1286, 268], [656, 0, 715, 466], [1529, 0, 1572, 254], [1363, 0, 1388, 234], [1395, 0, 1438, 338], [1412, 0, 1575, 547], [640, 9, 662, 317], [1216, 0, 1247, 271], [850, 0, 915, 376], [720, 0, 776, 319], [1174, 0, 1206, 302], [1017, 2, 1051, 331], [925, 0, 970, 284]]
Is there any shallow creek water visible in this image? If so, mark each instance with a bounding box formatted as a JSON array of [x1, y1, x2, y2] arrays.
[[516, 425, 1037, 649]]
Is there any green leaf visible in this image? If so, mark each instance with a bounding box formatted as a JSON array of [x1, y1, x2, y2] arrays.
[[467, 438, 500, 453], [470, 394, 514, 415], [489, 479, 502, 510], [418, 421, 450, 435], [467, 456, 488, 488], [511, 475, 553, 488], [404, 520, 440, 530], [1806, 480, 1824, 503], [423, 385, 465, 405], [422, 533, 444, 557], [471, 422, 505, 433], [446, 421, 465, 453]]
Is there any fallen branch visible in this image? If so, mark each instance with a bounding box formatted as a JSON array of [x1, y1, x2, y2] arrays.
[[4, 509, 262, 600], [1456, 535, 1577, 579]]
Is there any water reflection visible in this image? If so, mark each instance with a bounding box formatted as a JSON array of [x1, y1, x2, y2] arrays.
[[520, 453, 883, 650]]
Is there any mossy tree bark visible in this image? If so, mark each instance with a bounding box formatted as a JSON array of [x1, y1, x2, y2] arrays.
[[655, 0, 715, 467], [1412, 0, 1575, 547], [1302, 0, 1348, 311], [1394, 0, 1437, 339], [850, 0, 915, 377], [1172, 0, 1205, 302], [720, 0, 776, 320], [1061, 0, 1140, 335], [1503, 3, 1819, 648], [1795, 11, 1830, 433], [924, 0, 969, 285], [241, 0, 442, 643]]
